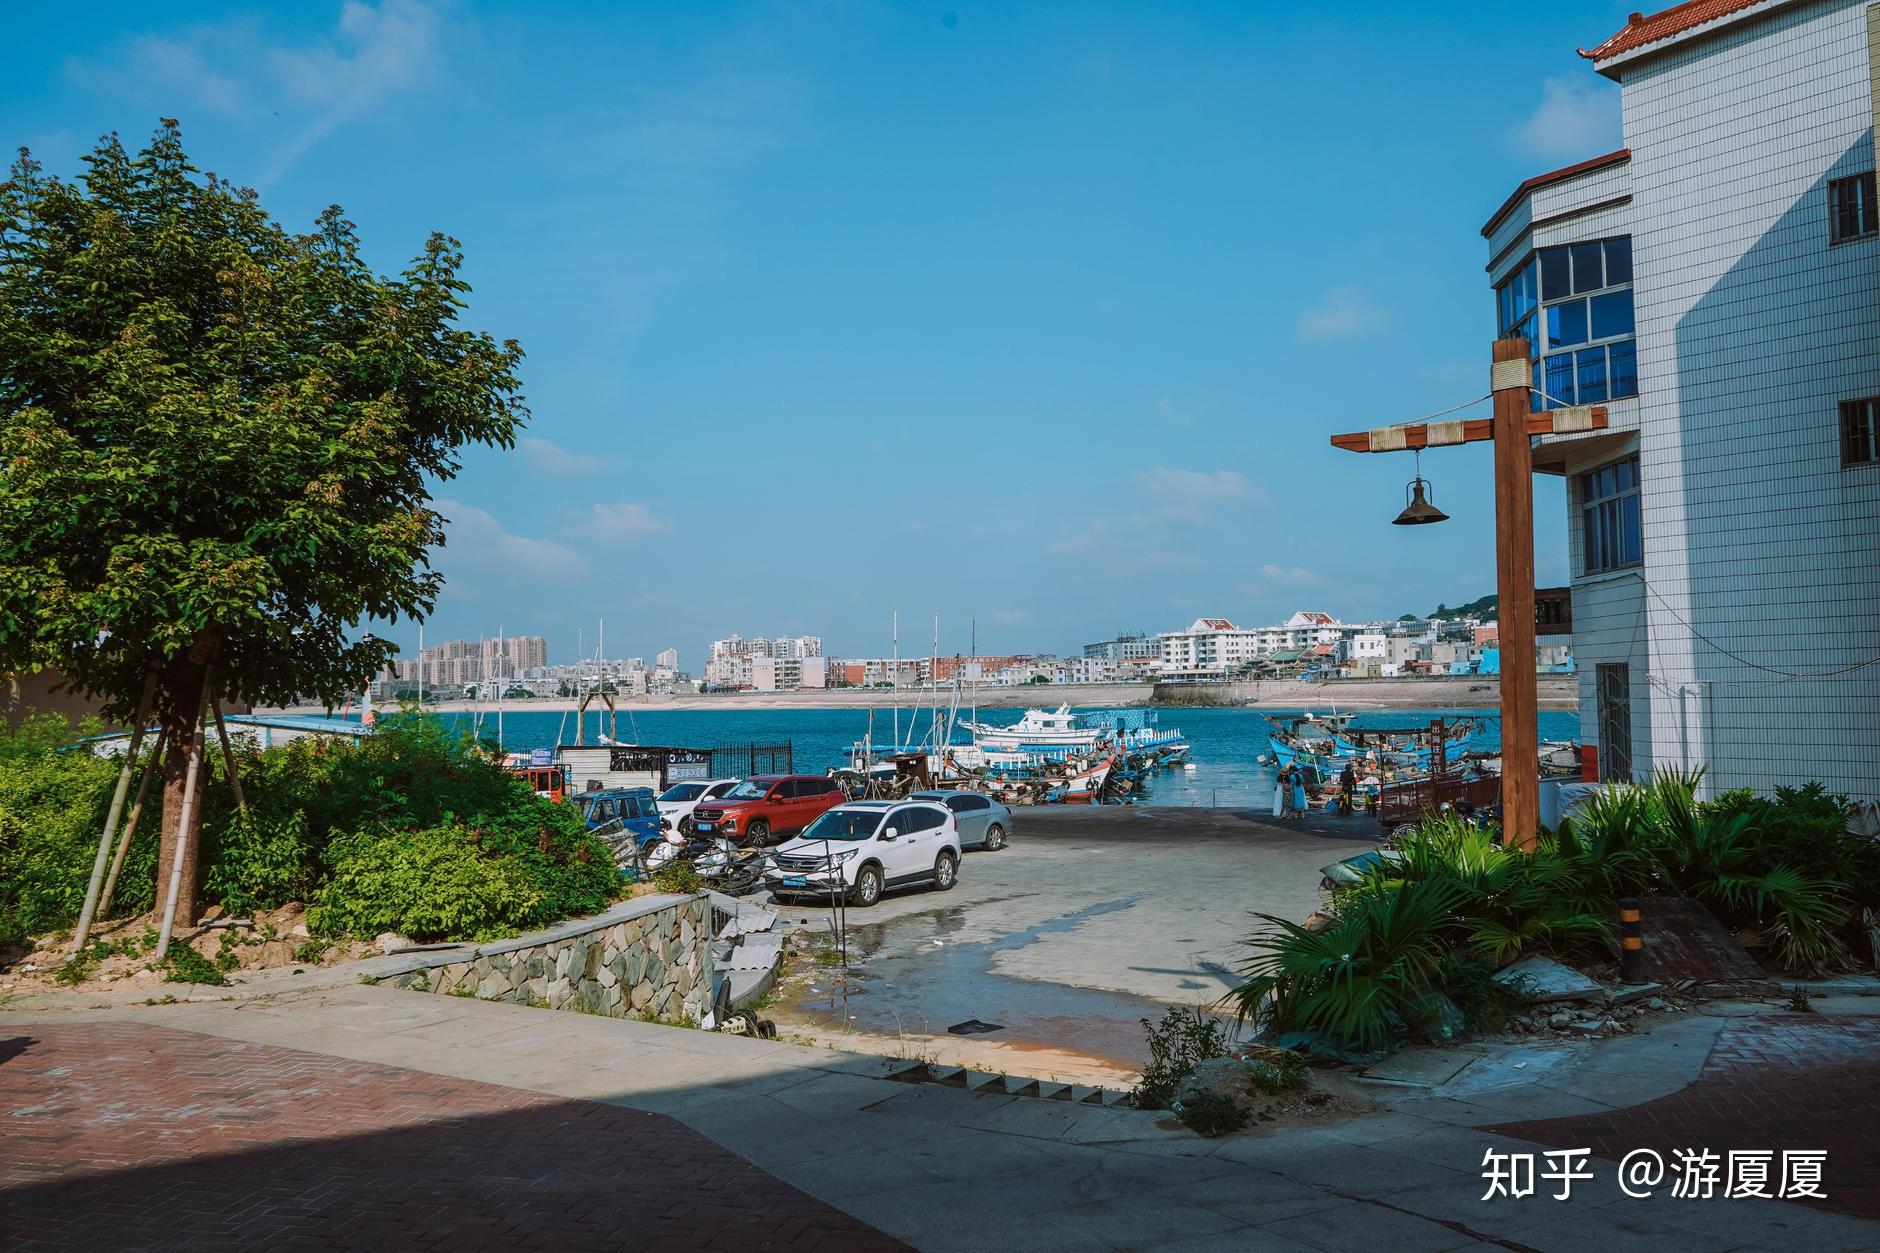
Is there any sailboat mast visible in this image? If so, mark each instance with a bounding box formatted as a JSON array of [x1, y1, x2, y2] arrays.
[[891, 610, 900, 748], [497, 625, 504, 751]]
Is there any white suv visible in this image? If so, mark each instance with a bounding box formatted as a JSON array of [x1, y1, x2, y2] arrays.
[[655, 778, 740, 834], [765, 800, 961, 907]]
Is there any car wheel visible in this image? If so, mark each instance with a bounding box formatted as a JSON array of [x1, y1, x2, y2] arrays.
[[851, 865, 883, 907], [933, 851, 958, 891], [746, 818, 770, 845], [982, 823, 1006, 851]]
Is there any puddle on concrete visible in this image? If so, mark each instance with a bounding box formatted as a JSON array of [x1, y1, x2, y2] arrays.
[[778, 895, 1176, 1070]]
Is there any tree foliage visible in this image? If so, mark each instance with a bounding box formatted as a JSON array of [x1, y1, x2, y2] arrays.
[[0, 121, 526, 716]]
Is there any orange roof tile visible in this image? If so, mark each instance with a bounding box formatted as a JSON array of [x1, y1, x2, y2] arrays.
[[1580, 0, 1768, 63]]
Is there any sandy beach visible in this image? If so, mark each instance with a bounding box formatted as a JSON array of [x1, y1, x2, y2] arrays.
[[283, 673, 1576, 716]]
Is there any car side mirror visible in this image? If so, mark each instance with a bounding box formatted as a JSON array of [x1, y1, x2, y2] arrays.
[[882, 828, 899, 840]]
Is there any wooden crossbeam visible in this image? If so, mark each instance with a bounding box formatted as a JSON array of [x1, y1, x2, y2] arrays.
[[1329, 405, 1608, 453]]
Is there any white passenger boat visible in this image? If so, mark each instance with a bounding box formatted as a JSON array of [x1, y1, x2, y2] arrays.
[[962, 706, 1106, 751]]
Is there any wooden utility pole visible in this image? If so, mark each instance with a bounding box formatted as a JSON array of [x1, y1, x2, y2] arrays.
[[1491, 338, 1540, 849], [1330, 335, 1610, 852]]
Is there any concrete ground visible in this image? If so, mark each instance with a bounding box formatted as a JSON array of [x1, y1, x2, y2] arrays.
[[5, 984, 1876, 1251], [763, 806, 1375, 1080]]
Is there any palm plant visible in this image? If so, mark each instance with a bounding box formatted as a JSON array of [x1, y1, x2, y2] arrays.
[[1230, 878, 1461, 1054]]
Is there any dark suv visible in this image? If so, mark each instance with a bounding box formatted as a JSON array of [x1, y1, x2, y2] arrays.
[[689, 775, 846, 846]]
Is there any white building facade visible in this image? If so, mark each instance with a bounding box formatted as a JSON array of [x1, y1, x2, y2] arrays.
[[1487, 0, 1880, 798]]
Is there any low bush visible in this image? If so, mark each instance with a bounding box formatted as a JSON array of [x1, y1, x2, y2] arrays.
[[1133, 1006, 1232, 1110], [163, 942, 230, 986], [1175, 1090, 1249, 1137], [1233, 769, 1874, 1057], [650, 861, 706, 896], [0, 711, 618, 949], [308, 823, 550, 942]]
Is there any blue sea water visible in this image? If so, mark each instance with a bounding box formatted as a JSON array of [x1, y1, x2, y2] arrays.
[[400, 704, 1578, 809]]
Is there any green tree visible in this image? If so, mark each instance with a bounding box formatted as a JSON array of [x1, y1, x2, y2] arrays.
[[0, 124, 526, 921]]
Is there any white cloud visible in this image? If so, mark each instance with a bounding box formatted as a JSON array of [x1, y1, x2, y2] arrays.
[[1134, 467, 1262, 525], [68, 1, 443, 185], [1259, 564, 1328, 587], [435, 497, 579, 582], [1296, 285, 1383, 342], [581, 502, 674, 540], [1516, 76, 1621, 160], [517, 436, 607, 476], [1155, 396, 1192, 425]]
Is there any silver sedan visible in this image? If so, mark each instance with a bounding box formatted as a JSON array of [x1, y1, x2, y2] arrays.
[[909, 790, 1012, 851]]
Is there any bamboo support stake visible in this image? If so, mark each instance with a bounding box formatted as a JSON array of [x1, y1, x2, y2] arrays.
[[153, 683, 211, 962], [98, 728, 166, 920], [211, 690, 247, 814], [71, 674, 157, 954]]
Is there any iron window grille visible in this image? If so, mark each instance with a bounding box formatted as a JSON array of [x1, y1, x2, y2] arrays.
[[1829, 172, 1877, 244], [1841, 397, 1878, 467]]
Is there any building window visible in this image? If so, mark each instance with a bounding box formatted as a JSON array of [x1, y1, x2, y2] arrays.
[[1596, 663, 1632, 783], [1829, 173, 1877, 243], [1495, 237, 1637, 409], [1580, 456, 1642, 573], [1843, 398, 1879, 466]]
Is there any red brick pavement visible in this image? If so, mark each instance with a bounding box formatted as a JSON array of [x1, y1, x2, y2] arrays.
[[0, 1021, 911, 1252], [1483, 1014, 1880, 1221]]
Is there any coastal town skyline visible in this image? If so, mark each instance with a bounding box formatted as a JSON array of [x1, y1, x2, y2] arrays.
[[0, 1, 1625, 664]]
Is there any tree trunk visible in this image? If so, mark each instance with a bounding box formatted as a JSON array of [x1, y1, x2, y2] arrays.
[[153, 648, 214, 926]]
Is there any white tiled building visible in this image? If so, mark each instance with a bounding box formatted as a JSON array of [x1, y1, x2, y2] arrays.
[[1486, 0, 1880, 798]]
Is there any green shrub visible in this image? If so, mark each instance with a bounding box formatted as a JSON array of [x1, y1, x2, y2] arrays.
[[1133, 1007, 1232, 1110], [1176, 1090, 1249, 1137], [200, 811, 313, 918], [0, 715, 142, 944], [163, 942, 230, 986], [308, 823, 552, 942], [1231, 879, 1460, 1054], [651, 861, 706, 896]]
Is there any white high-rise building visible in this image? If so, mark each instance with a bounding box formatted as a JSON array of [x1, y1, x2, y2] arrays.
[[1484, 0, 1879, 798]]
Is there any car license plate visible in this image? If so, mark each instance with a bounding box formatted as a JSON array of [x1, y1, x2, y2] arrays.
[[782, 876, 807, 887], [695, 823, 714, 832]]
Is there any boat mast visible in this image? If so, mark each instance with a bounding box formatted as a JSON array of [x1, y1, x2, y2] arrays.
[[497, 625, 504, 751], [417, 623, 424, 708], [930, 612, 940, 752], [891, 610, 900, 749]]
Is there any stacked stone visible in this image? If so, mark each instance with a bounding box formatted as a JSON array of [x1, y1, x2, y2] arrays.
[[392, 896, 711, 1024]]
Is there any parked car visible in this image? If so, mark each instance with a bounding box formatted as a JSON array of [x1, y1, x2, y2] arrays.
[[578, 786, 662, 846], [655, 777, 741, 833], [690, 774, 846, 846], [765, 800, 961, 906], [908, 789, 1012, 851]]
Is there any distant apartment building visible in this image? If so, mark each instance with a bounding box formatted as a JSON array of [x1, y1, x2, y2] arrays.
[[392, 634, 548, 689], [706, 632, 826, 689], [655, 648, 679, 673], [1158, 612, 1367, 678], [1486, 0, 1879, 797], [1082, 632, 1162, 661]]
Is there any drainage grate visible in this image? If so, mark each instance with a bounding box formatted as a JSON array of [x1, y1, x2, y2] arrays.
[[946, 1019, 1005, 1036]]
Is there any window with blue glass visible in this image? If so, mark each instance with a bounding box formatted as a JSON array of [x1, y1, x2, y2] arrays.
[[1580, 456, 1642, 574], [1496, 237, 1637, 409]]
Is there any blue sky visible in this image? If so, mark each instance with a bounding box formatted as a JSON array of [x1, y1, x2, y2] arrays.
[[3, 1, 1632, 668]]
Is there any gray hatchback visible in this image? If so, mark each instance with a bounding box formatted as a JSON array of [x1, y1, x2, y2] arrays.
[[909, 790, 1012, 851]]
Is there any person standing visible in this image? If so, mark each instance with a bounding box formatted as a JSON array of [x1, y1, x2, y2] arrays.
[[1272, 764, 1288, 819], [1292, 765, 1309, 816], [1339, 762, 1357, 813]]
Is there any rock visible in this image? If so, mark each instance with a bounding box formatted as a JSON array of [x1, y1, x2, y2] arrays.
[[1647, 997, 1667, 1010], [198, 905, 224, 923], [1494, 954, 1609, 1005], [1611, 982, 1663, 1004], [1548, 1012, 1574, 1030], [288, 924, 310, 939], [375, 931, 413, 954]]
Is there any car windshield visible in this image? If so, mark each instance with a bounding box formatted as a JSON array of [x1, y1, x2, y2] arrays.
[[659, 783, 706, 802], [799, 810, 882, 842], [725, 780, 769, 800]]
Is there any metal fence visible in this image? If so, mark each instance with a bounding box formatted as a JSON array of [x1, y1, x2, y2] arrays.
[[710, 741, 794, 778]]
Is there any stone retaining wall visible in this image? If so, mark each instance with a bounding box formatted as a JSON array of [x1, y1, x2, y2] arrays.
[[390, 894, 714, 1023]]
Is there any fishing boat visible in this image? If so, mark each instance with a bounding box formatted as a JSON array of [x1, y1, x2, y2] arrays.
[[1048, 752, 1117, 804]]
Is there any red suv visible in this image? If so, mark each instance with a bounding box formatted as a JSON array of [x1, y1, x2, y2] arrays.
[[690, 775, 846, 846]]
